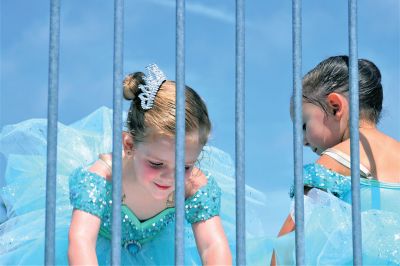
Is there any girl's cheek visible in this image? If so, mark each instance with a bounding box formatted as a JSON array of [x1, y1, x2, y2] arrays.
[[306, 129, 320, 145], [184, 172, 191, 179], [184, 168, 194, 179], [141, 164, 160, 181], [307, 132, 318, 142]]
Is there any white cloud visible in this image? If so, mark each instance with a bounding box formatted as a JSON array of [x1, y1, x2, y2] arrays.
[[186, 2, 234, 24], [145, 0, 234, 24]]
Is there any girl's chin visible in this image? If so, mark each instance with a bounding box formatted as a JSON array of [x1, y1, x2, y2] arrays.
[[151, 191, 172, 201]]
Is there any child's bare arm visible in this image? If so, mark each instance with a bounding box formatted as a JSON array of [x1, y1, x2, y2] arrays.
[[185, 168, 232, 265], [277, 213, 295, 237], [68, 209, 100, 265], [192, 216, 232, 265], [271, 186, 313, 265]]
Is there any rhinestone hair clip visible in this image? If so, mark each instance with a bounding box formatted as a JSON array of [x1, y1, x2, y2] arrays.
[[138, 64, 166, 110]]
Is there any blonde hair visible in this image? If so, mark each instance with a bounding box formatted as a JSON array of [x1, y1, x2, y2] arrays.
[[123, 72, 211, 145]]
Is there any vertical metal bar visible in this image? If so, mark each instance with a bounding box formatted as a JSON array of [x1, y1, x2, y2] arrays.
[[235, 0, 245, 265], [45, 0, 60, 264], [292, 0, 305, 265], [175, 0, 185, 265], [348, 0, 362, 264], [111, 0, 124, 265]]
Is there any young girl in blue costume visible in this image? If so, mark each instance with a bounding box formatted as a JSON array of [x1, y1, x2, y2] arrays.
[[272, 56, 400, 265], [0, 64, 233, 265]]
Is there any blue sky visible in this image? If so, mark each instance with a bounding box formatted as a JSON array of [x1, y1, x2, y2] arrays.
[[1, 0, 399, 235]]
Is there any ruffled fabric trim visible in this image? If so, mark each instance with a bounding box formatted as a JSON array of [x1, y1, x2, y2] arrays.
[[290, 163, 351, 199]]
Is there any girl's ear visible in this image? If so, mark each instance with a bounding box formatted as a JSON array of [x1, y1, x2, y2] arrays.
[[122, 131, 134, 152], [327, 92, 347, 120]]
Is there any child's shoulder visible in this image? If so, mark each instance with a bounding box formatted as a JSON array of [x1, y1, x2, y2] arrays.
[[318, 132, 400, 182], [69, 165, 112, 192], [317, 141, 352, 177], [317, 138, 375, 177], [69, 154, 113, 199], [301, 163, 351, 196], [87, 153, 113, 181], [69, 165, 112, 219]]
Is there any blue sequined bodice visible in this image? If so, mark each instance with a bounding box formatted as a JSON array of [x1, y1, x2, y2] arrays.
[[69, 167, 221, 251]]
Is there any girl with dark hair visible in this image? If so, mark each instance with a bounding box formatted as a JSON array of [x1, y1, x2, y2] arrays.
[[272, 56, 400, 265]]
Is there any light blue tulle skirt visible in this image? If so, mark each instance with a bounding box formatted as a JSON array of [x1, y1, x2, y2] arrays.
[[2, 107, 399, 265], [275, 187, 400, 265], [0, 107, 269, 265]]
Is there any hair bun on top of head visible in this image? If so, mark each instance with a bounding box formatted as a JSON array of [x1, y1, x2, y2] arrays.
[[123, 72, 145, 101], [123, 64, 167, 110]]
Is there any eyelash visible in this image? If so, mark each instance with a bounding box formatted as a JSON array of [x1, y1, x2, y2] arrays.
[[149, 161, 163, 169]]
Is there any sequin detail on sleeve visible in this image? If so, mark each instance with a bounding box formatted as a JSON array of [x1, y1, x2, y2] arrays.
[[289, 163, 351, 199], [69, 167, 110, 219], [185, 176, 221, 224]]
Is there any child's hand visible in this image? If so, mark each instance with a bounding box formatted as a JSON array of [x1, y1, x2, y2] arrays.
[[185, 167, 208, 198]]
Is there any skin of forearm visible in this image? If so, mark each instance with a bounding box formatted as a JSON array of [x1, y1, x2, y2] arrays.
[[200, 240, 232, 266], [68, 240, 98, 265]]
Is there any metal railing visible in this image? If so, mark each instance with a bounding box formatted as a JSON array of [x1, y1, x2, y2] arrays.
[[175, 0, 186, 264], [45, 0, 60, 264], [110, 0, 124, 264], [44, 1, 362, 265], [235, 0, 246, 265], [348, 0, 362, 264], [292, 0, 305, 264]]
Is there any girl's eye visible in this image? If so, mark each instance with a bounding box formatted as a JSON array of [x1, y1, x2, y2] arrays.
[[302, 123, 306, 131], [185, 165, 192, 171], [149, 161, 163, 168]]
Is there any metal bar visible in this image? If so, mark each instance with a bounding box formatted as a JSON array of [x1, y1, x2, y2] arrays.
[[235, 0, 245, 265], [111, 0, 124, 264], [348, 0, 362, 264], [175, 0, 185, 265], [45, 0, 60, 264], [292, 0, 305, 265]]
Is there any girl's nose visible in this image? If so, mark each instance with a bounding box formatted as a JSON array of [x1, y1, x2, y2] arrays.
[[161, 168, 174, 180]]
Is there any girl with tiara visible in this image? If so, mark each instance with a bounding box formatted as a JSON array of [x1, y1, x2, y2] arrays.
[[272, 56, 400, 265], [0, 64, 235, 265]]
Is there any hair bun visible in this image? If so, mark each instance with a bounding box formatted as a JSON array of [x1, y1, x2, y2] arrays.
[[123, 72, 145, 100]]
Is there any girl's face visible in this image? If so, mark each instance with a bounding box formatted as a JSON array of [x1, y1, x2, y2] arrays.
[[301, 102, 343, 155], [130, 133, 203, 201]]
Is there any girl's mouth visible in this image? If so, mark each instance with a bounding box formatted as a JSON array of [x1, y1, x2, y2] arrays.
[[154, 183, 172, 190]]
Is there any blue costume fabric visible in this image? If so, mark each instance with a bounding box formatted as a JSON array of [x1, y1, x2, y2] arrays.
[[0, 107, 266, 265], [3, 107, 397, 265], [275, 163, 400, 265]]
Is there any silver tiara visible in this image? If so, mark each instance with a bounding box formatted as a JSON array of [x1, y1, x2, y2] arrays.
[[138, 64, 166, 110]]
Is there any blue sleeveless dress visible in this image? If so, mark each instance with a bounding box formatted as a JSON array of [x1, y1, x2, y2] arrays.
[[0, 107, 266, 265], [275, 163, 400, 265]]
